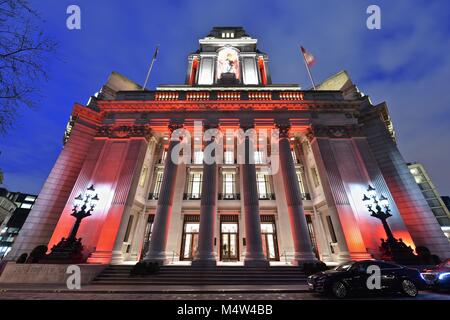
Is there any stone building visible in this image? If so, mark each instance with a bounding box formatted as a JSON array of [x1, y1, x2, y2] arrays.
[[7, 27, 450, 266]]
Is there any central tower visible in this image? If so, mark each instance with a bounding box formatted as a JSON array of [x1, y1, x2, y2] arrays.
[[186, 27, 271, 86]]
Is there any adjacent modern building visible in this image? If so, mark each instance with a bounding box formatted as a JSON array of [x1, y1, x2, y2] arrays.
[[6, 27, 450, 266], [408, 162, 450, 241], [0, 188, 37, 259]]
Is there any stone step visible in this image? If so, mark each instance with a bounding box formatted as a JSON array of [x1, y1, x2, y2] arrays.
[[96, 276, 307, 281], [103, 270, 304, 275], [92, 280, 307, 285], [93, 264, 308, 286]]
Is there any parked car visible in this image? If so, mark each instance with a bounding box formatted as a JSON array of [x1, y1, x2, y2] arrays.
[[420, 258, 450, 291], [307, 260, 425, 299]]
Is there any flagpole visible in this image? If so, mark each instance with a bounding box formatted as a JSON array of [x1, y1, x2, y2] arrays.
[[301, 46, 316, 90], [143, 45, 159, 90]]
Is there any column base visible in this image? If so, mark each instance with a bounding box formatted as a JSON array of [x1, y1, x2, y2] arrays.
[[191, 258, 217, 267], [349, 252, 373, 261], [110, 250, 124, 265], [142, 250, 169, 265], [87, 251, 113, 264], [337, 252, 352, 263], [244, 259, 270, 268]]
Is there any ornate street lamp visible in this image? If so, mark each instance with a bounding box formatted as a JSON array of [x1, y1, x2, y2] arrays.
[[362, 185, 395, 242], [362, 185, 420, 265], [68, 185, 99, 241], [42, 185, 99, 263]]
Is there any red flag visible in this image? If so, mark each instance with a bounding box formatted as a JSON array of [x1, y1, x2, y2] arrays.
[[301, 46, 316, 67]]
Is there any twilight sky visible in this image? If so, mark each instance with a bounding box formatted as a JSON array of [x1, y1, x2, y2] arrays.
[[1, 0, 449, 196]]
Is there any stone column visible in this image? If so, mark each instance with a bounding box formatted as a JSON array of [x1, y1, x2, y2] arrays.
[[276, 124, 318, 265], [192, 123, 219, 267], [240, 123, 269, 267], [144, 123, 183, 264]]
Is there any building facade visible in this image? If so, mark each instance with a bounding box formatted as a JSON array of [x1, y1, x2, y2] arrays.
[[6, 27, 450, 266], [0, 188, 37, 259], [408, 162, 450, 240]]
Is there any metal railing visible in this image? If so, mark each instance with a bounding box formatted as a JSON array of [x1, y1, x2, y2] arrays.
[[218, 193, 241, 200], [258, 193, 276, 200], [280, 251, 290, 265], [302, 193, 311, 200], [170, 251, 180, 264], [183, 193, 201, 200], [148, 193, 159, 200]]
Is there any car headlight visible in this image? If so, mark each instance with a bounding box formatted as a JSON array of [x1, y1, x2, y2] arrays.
[[438, 272, 450, 280]]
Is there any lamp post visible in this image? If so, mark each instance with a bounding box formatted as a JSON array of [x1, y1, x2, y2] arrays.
[[69, 185, 99, 241], [362, 185, 395, 242], [42, 185, 99, 263]]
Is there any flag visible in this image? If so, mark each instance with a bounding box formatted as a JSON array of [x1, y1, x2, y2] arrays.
[[153, 45, 159, 60], [301, 46, 315, 67]]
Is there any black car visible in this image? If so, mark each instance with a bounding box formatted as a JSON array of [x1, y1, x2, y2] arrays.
[[420, 258, 450, 291], [307, 260, 426, 299]]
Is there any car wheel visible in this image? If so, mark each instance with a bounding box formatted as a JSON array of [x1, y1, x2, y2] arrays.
[[401, 279, 418, 297], [331, 281, 348, 299]]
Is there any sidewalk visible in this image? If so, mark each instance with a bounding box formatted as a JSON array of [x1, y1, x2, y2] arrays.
[[0, 283, 309, 294]]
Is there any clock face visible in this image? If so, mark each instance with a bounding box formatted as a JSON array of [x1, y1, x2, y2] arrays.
[[217, 47, 240, 80]]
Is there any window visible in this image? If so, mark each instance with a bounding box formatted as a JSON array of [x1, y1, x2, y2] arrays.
[[188, 172, 202, 199], [311, 167, 320, 187], [257, 173, 272, 199], [224, 151, 234, 164], [437, 217, 450, 226], [123, 215, 134, 243], [296, 171, 306, 194], [427, 198, 441, 208], [418, 182, 431, 191], [223, 173, 235, 196], [291, 149, 298, 163], [432, 208, 446, 216], [24, 196, 36, 202], [160, 148, 167, 163], [151, 171, 164, 199], [194, 150, 204, 164], [254, 151, 265, 164], [139, 166, 148, 187], [326, 216, 338, 243], [20, 203, 32, 209]]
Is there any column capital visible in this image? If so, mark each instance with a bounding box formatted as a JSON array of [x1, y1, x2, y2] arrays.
[[168, 122, 184, 133], [306, 124, 363, 141], [203, 122, 220, 131], [275, 123, 291, 139], [96, 125, 152, 140], [239, 120, 255, 131]]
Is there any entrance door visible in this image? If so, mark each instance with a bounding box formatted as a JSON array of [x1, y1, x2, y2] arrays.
[[306, 215, 320, 259], [220, 222, 239, 261], [139, 215, 154, 260], [180, 222, 200, 260], [261, 221, 279, 261]]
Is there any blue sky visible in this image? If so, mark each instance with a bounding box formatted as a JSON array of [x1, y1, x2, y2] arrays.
[[1, 0, 450, 196]]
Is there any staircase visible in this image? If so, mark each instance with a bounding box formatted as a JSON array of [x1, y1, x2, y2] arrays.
[[92, 265, 308, 286]]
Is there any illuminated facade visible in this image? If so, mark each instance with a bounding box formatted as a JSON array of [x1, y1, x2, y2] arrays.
[[6, 27, 450, 266]]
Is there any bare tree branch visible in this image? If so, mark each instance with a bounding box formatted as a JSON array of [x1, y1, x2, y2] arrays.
[[0, 0, 56, 135]]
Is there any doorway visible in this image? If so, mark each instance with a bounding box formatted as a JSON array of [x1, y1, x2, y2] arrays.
[[220, 215, 239, 261], [180, 215, 200, 261], [260, 215, 279, 261]]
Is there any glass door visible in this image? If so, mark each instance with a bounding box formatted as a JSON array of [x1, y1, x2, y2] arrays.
[[306, 215, 320, 259], [139, 215, 154, 260], [220, 222, 239, 261], [180, 222, 200, 260], [261, 222, 279, 261]]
